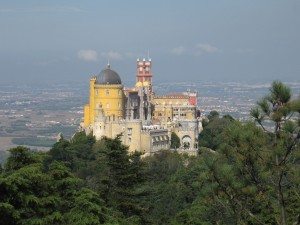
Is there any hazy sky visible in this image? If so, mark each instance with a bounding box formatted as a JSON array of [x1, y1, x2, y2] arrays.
[[0, 0, 299, 84]]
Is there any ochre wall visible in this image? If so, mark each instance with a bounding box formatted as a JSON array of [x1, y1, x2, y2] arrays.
[[152, 97, 190, 106], [84, 78, 125, 126], [123, 121, 142, 153], [93, 84, 124, 118], [84, 105, 90, 127], [152, 95, 196, 123], [88, 78, 96, 125]]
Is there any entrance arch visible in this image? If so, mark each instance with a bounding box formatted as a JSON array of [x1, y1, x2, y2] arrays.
[[182, 135, 192, 149]]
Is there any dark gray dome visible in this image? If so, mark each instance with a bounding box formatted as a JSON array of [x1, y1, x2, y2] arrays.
[[96, 65, 122, 85]]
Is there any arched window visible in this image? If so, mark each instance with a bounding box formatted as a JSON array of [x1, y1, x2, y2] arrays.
[[106, 90, 109, 96], [106, 103, 109, 109], [182, 135, 192, 150]]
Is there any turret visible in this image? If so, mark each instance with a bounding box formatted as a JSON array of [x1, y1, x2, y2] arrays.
[[135, 58, 153, 91]]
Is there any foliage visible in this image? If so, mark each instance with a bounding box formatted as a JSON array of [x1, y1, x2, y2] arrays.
[[88, 135, 145, 222], [198, 114, 234, 150], [5, 146, 42, 171], [202, 111, 220, 128], [207, 110, 219, 121], [140, 151, 189, 224], [250, 80, 300, 225], [0, 147, 121, 225], [46, 131, 96, 176], [170, 132, 180, 149]]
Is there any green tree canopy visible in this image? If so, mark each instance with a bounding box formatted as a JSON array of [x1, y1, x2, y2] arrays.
[[88, 135, 145, 223], [170, 132, 180, 149], [198, 114, 234, 150], [0, 147, 123, 225]]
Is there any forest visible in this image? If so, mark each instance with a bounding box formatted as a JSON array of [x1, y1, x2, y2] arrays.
[[0, 81, 299, 225]]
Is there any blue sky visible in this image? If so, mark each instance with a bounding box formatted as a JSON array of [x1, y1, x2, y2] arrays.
[[0, 0, 299, 84]]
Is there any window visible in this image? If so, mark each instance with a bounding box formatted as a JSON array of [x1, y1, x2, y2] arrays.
[[118, 102, 121, 108], [127, 128, 132, 135], [118, 90, 121, 95], [96, 90, 98, 95], [106, 90, 109, 96], [106, 103, 109, 109]]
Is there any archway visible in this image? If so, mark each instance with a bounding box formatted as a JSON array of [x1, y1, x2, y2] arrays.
[[182, 135, 192, 149]]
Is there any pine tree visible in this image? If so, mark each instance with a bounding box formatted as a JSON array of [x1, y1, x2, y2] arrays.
[[89, 135, 145, 222], [0, 147, 123, 225], [251, 81, 300, 225]]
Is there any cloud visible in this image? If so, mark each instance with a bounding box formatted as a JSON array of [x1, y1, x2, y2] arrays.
[[77, 50, 98, 62], [100, 51, 123, 60], [170, 44, 219, 56], [196, 43, 219, 55], [171, 46, 186, 55]]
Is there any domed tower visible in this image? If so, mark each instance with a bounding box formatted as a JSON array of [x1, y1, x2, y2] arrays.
[[84, 64, 124, 127]]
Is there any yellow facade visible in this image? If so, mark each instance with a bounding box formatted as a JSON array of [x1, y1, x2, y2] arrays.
[[84, 78, 125, 127], [152, 96, 190, 106], [83, 105, 90, 127], [152, 96, 196, 123]]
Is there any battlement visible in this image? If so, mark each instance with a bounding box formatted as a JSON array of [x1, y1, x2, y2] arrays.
[[153, 95, 189, 99]]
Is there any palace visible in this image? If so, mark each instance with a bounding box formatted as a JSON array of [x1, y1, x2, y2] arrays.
[[82, 58, 201, 156]]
